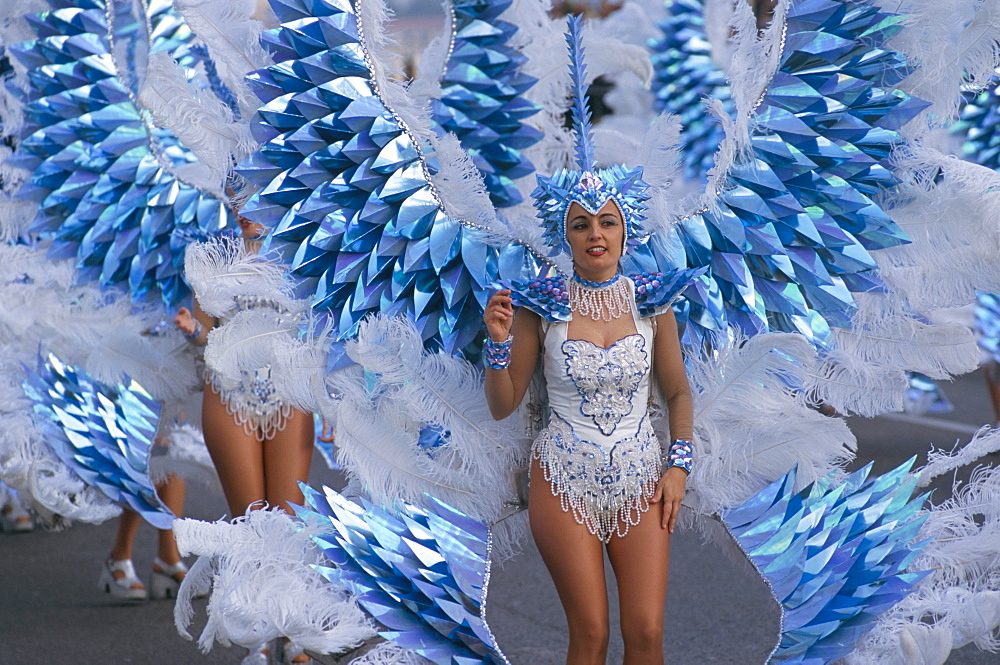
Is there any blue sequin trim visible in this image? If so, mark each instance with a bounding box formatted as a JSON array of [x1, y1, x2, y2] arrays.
[[496, 276, 572, 322]]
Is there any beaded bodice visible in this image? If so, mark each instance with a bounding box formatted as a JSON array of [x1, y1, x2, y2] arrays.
[[541, 289, 653, 447], [534, 295, 662, 541]]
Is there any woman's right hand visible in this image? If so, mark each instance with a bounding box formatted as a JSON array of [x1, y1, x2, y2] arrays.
[[484, 289, 514, 342], [174, 307, 197, 336]]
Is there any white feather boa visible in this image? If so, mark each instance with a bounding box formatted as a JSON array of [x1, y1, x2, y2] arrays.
[[326, 315, 528, 555], [685, 331, 857, 519], [173, 509, 376, 654]]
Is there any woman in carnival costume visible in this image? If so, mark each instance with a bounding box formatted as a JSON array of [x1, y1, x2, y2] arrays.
[[484, 16, 696, 663], [175, 199, 315, 664]]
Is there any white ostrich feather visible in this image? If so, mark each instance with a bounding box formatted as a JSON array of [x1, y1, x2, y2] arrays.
[[0, 245, 200, 405], [850, 464, 1000, 663], [138, 51, 256, 190], [173, 509, 375, 653], [203, 308, 300, 390], [0, 397, 122, 524], [878, 150, 1000, 313], [812, 292, 981, 416], [205, 306, 332, 413], [581, 28, 653, 91], [806, 347, 910, 417], [507, 4, 573, 180], [0, 194, 35, 240], [724, 0, 788, 151], [82, 324, 200, 406], [326, 316, 527, 548], [685, 331, 856, 517], [918, 427, 1000, 486], [425, 133, 505, 241], [632, 113, 686, 234], [184, 237, 302, 317], [349, 641, 429, 665], [876, 0, 1000, 125], [267, 324, 336, 413], [171, 0, 273, 119]]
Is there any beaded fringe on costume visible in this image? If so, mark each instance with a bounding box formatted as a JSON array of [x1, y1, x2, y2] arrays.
[[532, 413, 662, 542], [207, 369, 294, 441]]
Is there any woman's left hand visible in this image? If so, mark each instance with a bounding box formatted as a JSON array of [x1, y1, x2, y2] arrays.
[[651, 467, 687, 533]]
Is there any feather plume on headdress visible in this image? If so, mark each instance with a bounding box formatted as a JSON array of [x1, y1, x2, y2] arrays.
[[531, 14, 650, 259]]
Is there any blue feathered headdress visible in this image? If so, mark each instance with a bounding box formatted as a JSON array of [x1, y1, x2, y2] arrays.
[[532, 14, 651, 259]]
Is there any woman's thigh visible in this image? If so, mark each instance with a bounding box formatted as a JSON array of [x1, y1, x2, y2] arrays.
[[606, 496, 671, 634], [529, 457, 610, 633], [201, 384, 266, 516], [262, 409, 314, 513]]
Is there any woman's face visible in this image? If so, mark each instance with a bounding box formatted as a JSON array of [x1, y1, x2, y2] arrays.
[[235, 209, 266, 239], [565, 198, 624, 280]]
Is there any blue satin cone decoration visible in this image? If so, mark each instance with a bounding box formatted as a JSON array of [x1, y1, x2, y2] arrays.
[[639, 0, 927, 350], [722, 459, 931, 664], [904, 371, 952, 415], [21, 352, 173, 529], [296, 485, 508, 664], [7, 0, 230, 308], [975, 291, 1000, 365], [648, 0, 734, 182], [238, 0, 502, 360], [957, 81, 1000, 170], [429, 0, 542, 208]]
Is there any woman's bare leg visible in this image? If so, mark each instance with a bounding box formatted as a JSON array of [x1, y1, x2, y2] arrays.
[[607, 499, 671, 665], [155, 473, 186, 566], [262, 409, 314, 513], [529, 458, 610, 665], [110, 508, 142, 561], [201, 385, 266, 516]]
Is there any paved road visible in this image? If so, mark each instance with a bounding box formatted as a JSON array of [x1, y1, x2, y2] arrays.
[[3, 370, 999, 664]]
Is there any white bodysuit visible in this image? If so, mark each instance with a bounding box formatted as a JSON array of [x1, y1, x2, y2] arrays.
[[206, 294, 294, 441], [533, 291, 663, 542]]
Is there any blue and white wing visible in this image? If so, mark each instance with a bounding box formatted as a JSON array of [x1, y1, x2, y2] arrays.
[[640, 0, 1000, 419], [4, 0, 233, 309], [237, 0, 551, 362], [21, 351, 173, 528]]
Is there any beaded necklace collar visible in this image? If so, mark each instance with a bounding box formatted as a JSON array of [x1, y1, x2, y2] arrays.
[[569, 271, 630, 321]]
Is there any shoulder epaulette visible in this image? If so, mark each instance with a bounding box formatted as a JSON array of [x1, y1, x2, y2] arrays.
[[496, 275, 572, 322], [630, 268, 706, 318]]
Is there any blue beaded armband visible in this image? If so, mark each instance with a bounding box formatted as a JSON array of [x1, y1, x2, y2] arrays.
[[183, 321, 202, 342], [667, 439, 693, 474], [484, 334, 513, 370]]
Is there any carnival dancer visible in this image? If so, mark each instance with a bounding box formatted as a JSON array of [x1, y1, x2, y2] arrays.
[[481, 17, 695, 663], [175, 202, 315, 665]]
